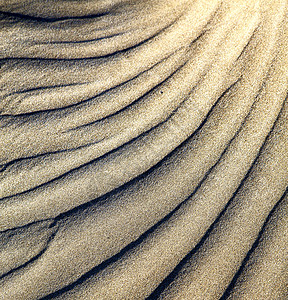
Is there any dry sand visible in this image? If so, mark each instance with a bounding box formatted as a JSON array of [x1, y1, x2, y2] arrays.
[[0, 0, 287, 299]]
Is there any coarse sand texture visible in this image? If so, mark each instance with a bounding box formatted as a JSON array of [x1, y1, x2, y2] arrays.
[[0, 0, 288, 299]]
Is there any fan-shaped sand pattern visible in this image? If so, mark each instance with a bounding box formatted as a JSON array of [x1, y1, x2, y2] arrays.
[[0, 0, 288, 299]]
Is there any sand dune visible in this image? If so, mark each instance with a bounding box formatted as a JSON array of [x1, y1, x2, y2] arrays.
[[0, 0, 287, 299]]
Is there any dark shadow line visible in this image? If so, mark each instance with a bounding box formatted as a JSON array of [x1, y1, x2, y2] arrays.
[[1, 9, 185, 62], [39, 82, 247, 300], [0, 218, 55, 235], [220, 186, 288, 299], [63, 55, 193, 133], [2, 9, 254, 218], [0, 219, 59, 280], [0, 76, 240, 236], [219, 95, 288, 298], [40, 32, 126, 45], [0, 51, 216, 204], [0, 3, 219, 118], [39, 189, 196, 299], [0, 65, 198, 201], [234, 23, 260, 62], [0, 140, 99, 183], [0, 45, 188, 119], [0, 5, 208, 118], [5, 82, 87, 97], [0, 42, 207, 199], [146, 92, 288, 300], [0, 10, 110, 22], [1, 77, 241, 300]]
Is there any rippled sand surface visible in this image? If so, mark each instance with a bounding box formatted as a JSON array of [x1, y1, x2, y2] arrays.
[[0, 0, 288, 299]]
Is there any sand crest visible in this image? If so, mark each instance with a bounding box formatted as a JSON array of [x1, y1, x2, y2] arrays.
[[0, 0, 287, 299]]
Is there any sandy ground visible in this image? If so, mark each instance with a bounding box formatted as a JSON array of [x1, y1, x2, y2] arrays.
[[0, 0, 288, 299]]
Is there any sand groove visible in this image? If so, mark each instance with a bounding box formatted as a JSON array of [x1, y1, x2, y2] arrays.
[[0, 0, 287, 299]]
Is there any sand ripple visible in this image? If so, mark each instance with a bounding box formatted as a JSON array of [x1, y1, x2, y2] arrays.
[[0, 0, 287, 299]]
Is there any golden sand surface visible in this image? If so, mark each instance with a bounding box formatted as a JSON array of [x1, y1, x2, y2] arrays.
[[0, 0, 287, 299]]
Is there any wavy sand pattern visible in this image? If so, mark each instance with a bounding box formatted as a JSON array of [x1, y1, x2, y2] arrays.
[[0, 0, 288, 299]]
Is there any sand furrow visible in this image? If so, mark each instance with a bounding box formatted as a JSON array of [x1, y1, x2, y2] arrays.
[[43, 42, 288, 300], [1, 0, 287, 299], [0, 0, 191, 59], [0, 9, 260, 230], [0, 4, 253, 198]]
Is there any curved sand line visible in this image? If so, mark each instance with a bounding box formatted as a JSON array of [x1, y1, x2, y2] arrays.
[[0, 0, 287, 299]]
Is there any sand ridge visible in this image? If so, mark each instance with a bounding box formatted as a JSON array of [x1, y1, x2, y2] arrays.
[[0, 0, 288, 299]]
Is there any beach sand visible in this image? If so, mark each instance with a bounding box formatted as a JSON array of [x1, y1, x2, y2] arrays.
[[0, 0, 288, 299]]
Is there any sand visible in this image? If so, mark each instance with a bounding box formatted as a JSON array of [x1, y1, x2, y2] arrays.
[[0, 0, 287, 299]]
